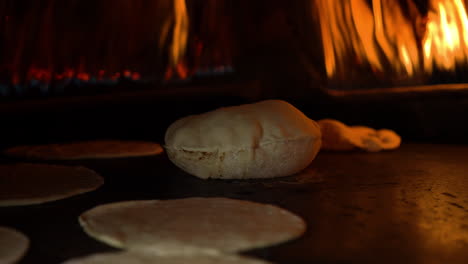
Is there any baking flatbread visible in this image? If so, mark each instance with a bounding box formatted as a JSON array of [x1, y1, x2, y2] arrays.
[[318, 119, 401, 152], [0, 226, 29, 264], [61, 250, 272, 264], [4, 140, 163, 160], [0, 163, 104, 206], [165, 100, 321, 179], [79, 197, 306, 253]]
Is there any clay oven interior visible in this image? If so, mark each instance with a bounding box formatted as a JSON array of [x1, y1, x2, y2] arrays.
[[2, 1, 468, 264]]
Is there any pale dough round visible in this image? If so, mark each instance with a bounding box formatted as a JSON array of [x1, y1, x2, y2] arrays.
[[318, 119, 401, 152], [79, 197, 306, 253], [165, 100, 321, 179], [61, 250, 272, 264], [0, 163, 104, 206], [0, 226, 29, 264], [4, 140, 163, 160]]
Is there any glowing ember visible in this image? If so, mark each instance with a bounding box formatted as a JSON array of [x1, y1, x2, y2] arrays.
[[10, 68, 143, 89], [316, 0, 468, 80]]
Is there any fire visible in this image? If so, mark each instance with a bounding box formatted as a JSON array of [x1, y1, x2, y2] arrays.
[[316, 0, 468, 80], [164, 0, 190, 80], [0, 0, 193, 85], [1, 0, 236, 88], [423, 0, 468, 72]]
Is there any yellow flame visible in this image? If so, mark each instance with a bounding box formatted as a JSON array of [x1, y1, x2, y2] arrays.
[[423, 0, 468, 72], [400, 45, 414, 76], [316, 0, 468, 79]]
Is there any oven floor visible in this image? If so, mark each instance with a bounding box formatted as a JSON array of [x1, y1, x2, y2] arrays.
[[2, 143, 468, 264]]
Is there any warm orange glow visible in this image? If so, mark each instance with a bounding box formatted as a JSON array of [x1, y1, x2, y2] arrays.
[[123, 70, 132, 78], [164, 0, 190, 80], [131, 72, 141, 81], [316, 0, 468, 79], [164, 60, 189, 81], [423, 0, 468, 72], [77, 73, 90, 81]]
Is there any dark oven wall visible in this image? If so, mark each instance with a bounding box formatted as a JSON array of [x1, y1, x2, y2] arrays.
[[2, 80, 468, 149]]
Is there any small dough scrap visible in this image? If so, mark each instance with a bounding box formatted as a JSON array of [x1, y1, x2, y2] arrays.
[[165, 100, 321, 179], [374, 129, 401, 150], [61, 249, 272, 264], [318, 119, 401, 152], [4, 140, 163, 160], [316, 119, 356, 151], [0, 226, 29, 264], [79, 197, 306, 253], [0, 163, 104, 206]]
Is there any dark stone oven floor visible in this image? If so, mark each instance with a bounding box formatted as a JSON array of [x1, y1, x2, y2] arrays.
[[2, 143, 468, 264]]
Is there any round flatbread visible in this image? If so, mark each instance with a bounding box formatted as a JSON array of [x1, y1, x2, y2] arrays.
[[4, 140, 163, 160], [79, 197, 306, 253], [61, 250, 272, 264], [318, 119, 401, 152], [165, 100, 321, 179], [317, 119, 356, 151], [0, 226, 29, 264], [0, 163, 104, 206]]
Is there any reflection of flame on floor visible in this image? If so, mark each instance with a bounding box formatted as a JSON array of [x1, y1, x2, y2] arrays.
[[316, 0, 468, 79]]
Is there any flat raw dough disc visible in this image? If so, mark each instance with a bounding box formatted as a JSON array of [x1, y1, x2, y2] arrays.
[[318, 119, 401, 152], [79, 197, 306, 253], [0, 163, 104, 206], [62, 250, 272, 264], [4, 140, 163, 160], [0, 226, 29, 264]]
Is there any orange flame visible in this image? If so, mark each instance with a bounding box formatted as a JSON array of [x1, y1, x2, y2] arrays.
[[164, 0, 190, 81], [423, 0, 468, 72], [316, 0, 468, 79]]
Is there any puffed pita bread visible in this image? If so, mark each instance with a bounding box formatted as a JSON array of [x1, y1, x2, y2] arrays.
[[0, 163, 103, 206], [4, 140, 163, 160], [79, 197, 306, 253], [318, 119, 401, 152], [165, 100, 321, 179], [0, 226, 29, 264], [61, 250, 273, 264]]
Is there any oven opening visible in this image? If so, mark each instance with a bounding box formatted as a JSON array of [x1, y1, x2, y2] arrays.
[[3, 1, 468, 97]]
